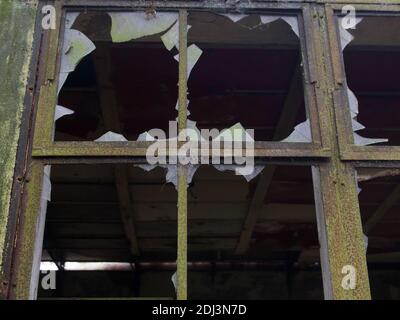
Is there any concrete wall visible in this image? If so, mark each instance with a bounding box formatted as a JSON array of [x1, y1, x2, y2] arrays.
[[0, 0, 37, 275]]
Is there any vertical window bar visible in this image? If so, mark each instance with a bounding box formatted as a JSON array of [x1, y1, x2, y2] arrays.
[[33, 0, 63, 148], [177, 9, 188, 300]]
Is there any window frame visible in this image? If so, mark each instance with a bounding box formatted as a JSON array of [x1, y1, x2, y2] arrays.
[[326, 7, 400, 161], [10, 0, 389, 301], [32, 4, 329, 158]]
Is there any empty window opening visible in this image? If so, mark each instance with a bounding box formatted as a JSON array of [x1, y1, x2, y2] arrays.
[[54, 11, 311, 144], [21, 8, 332, 301], [55, 12, 179, 142], [187, 165, 323, 299], [357, 168, 400, 299], [38, 164, 178, 299], [33, 163, 323, 299], [187, 12, 308, 142], [341, 16, 400, 146]]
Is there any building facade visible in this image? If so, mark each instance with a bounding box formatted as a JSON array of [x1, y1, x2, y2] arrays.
[[1, 0, 400, 300]]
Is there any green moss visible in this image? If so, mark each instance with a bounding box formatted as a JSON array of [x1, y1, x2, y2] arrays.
[[0, 0, 37, 272]]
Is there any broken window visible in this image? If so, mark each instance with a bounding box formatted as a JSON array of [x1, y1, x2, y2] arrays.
[[33, 163, 323, 300], [14, 4, 367, 301], [54, 11, 312, 144], [38, 164, 178, 299], [56, 12, 180, 141], [339, 16, 400, 146], [356, 167, 400, 299], [187, 165, 323, 299], [187, 12, 310, 143]]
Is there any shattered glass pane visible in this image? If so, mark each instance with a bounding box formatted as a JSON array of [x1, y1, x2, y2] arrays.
[[340, 16, 400, 146], [186, 12, 311, 143], [54, 11, 312, 145], [55, 11, 179, 142]]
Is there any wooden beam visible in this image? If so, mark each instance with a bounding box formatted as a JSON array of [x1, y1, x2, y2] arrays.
[[114, 165, 140, 255], [357, 168, 400, 182], [92, 42, 122, 133], [235, 64, 303, 255], [363, 184, 400, 235], [92, 43, 140, 256]]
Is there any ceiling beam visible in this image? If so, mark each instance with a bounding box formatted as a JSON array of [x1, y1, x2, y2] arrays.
[[93, 43, 140, 256], [235, 64, 304, 255], [363, 184, 400, 235]]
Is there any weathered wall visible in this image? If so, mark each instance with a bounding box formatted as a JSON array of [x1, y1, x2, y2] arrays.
[[0, 0, 37, 272]]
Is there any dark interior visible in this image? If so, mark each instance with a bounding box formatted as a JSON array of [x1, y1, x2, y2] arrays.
[[357, 168, 400, 299], [344, 16, 400, 145], [55, 12, 307, 142], [39, 164, 323, 299], [38, 12, 400, 300]]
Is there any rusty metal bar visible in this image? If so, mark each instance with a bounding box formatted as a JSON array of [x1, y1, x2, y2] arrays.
[[177, 9, 188, 301], [329, 2, 400, 10], [325, 5, 344, 86], [325, 6, 356, 154], [312, 4, 370, 299], [312, 163, 371, 299], [302, 3, 336, 161], [61, 0, 400, 9], [10, 161, 45, 300], [302, 5, 318, 85], [32, 1, 63, 149], [32, 142, 331, 158], [342, 146, 400, 161]]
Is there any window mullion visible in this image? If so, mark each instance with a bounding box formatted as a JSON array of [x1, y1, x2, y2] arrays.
[[177, 9, 188, 301]]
